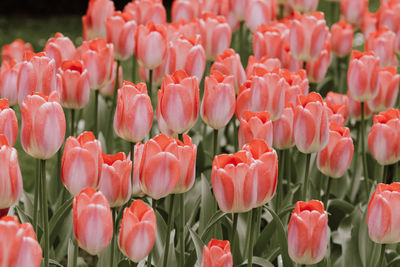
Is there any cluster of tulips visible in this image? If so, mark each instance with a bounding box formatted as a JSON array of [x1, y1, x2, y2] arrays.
[[0, 0, 400, 266]]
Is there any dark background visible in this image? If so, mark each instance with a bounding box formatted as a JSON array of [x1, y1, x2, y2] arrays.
[[0, 0, 173, 15]]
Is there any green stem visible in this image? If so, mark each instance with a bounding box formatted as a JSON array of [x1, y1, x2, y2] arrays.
[[110, 208, 117, 267], [382, 165, 388, 184], [33, 159, 40, 233], [130, 142, 135, 186], [94, 90, 99, 137], [286, 149, 292, 190], [277, 149, 285, 211], [73, 240, 78, 267], [213, 129, 218, 156], [324, 176, 332, 209], [70, 109, 75, 137], [238, 21, 244, 64], [247, 208, 256, 267], [231, 213, 238, 252], [41, 159, 49, 267], [132, 54, 137, 82], [360, 102, 370, 197], [148, 69, 153, 107], [233, 119, 238, 151], [147, 200, 157, 267], [162, 195, 175, 267], [381, 244, 386, 267], [302, 153, 312, 201], [179, 194, 185, 267]]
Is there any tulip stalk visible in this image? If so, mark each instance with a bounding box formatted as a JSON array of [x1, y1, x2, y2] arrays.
[[324, 176, 332, 209], [148, 69, 153, 106], [33, 159, 40, 233], [231, 213, 238, 256], [106, 60, 120, 153], [380, 244, 386, 267], [94, 90, 99, 137], [247, 208, 257, 267], [40, 159, 49, 267], [177, 133, 185, 267], [213, 129, 218, 156], [70, 109, 75, 137], [277, 149, 285, 211], [360, 102, 370, 197], [147, 200, 157, 267], [110, 208, 117, 267], [72, 241, 78, 267], [162, 195, 175, 267], [302, 153, 312, 201]]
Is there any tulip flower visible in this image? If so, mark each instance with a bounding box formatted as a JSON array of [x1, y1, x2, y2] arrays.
[[56, 60, 90, 109], [340, 0, 367, 28], [210, 48, 246, 93], [157, 70, 199, 135], [306, 41, 331, 83], [124, 0, 166, 25], [73, 188, 113, 255], [362, 11, 378, 40], [230, 0, 247, 21], [246, 56, 281, 78], [0, 216, 42, 267], [78, 38, 114, 90], [281, 68, 310, 105], [368, 109, 400, 165], [106, 11, 137, 61], [199, 13, 232, 61], [331, 21, 353, 58], [0, 99, 18, 146], [282, 44, 303, 72], [367, 183, 400, 244], [119, 200, 156, 262], [236, 69, 285, 121], [21, 91, 66, 159], [1, 39, 33, 62], [347, 51, 380, 102], [171, 0, 201, 22], [201, 70, 235, 130], [0, 60, 21, 106], [132, 143, 145, 197], [211, 139, 278, 213], [289, 0, 319, 13], [245, 0, 277, 33], [0, 136, 22, 209], [202, 239, 233, 267], [62, 131, 103, 196], [135, 22, 167, 70], [17, 52, 57, 104], [238, 111, 273, 148], [165, 34, 206, 81], [98, 152, 132, 207], [114, 81, 153, 143], [82, 0, 115, 40], [378, 2, 400, 54], [288, 200, 328, 265], [365, 27, 397, 68], [273, 103, 295, 150], [99, 61, 123, 97], [325, 92, 348, 126], [317, 123, 354, 178], [44, 32, 77, 68], [368, 67, 400, 113], [253, 23, 285, 61], [294, 92, 329, 154], [289, 12, 328, 62], [347, 92, 373, 121]]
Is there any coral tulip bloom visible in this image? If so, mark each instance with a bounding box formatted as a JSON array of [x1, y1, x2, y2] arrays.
[[238, 111, 273, 148], [0, 99, 18, 146], [202, 239, 233, 267]]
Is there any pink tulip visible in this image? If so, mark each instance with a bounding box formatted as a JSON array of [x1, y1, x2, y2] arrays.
[[132, 143, 145, 197], [0, 99, 18, 146], [238, 111, 273, 148], [325, 92, 349, 126], [253, 23, 286, 61], [340, 0, 367, 28], [1, 39, 33, 62], [306, 41, 331, 83], [347, 91, 373, 121], [246, 56, 281, 78], [365, 27, 397, 68], [202, 239, 233, 267], [368, 67, 400, 113], [362, 12, 378, 39], [281, 68, 310, 105], [245, 0, 277, 32], [230, 0, 247, 21], [172, 0, 201, 22], [124, 0, 166, 25], [82, 0, 115, 40], [273, 103, 296, 149], [0, 60, 21, 106], [44, 32, 77, 68], [331, 20, 353, 58], [289, 0, 319, 13]]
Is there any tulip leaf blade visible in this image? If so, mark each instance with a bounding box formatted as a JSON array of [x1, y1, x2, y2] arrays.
[[238, 256, 275, 267], [188, 227, 205, 267]]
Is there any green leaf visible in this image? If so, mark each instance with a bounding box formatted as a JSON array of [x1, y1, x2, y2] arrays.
[[386, 255, 400, 267], [238, 257, 275, 267], [358, 205, 381, 267], [264, 206, 293, 267], [329, 199, 354, 214], [153, 210, 167, 266], [49, 259, 64, 267], [200, 210, 226, 240], [254, 219, 275, 256], [14, 205, 33, 225], [199, 174, 215, 234], [188, 228, 205, 267], [67, 239, 76, 267]]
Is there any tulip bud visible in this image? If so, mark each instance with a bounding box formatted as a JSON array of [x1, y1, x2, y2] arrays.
[[0, 216, 42, 267], [78, 38, 114, 90], [56, 60, 90, 109], [368, 109, 400, 165], [21, 92, 66, 159], [0, 136, 22, 209], [157, 70, 199, 135], [1, 39, 33, 62], [368, 67, 400, 113], [0, 99, 18, 146], [239, 111, 273, 148], [17, 52, 57, 104], [212, 139, 277, 213], [230, 0, 247, 21], [288, 200, 328, 265], [0, 60, 21, 106], [282, 68, 310, 105], [99, 61, 123, 97], [331, 20, 353, 57], [124, 0, 166, 25], [306, 41, 331, 83], [253, 23, 284, 61], [294, 92, 329, 153], [317, 123, 354, 178], [82, 0, 115, 40], [199, 13, 232, 61], [340, 0, 367, 28], [347, 51, 380, 102], [236, 69, 285, 121], [362, 11, 378, 39], [135, 22, 167, 70], [289, 0, 319, 13], [172, 0, 201, 22], [365, 27, 397, 68], [62, 131, 103, 196], [132, 143, 145, 197], [98, 152, 132, 207], [368, 183, 400, 244], [73, 188, 113, 255], [106, 11, 137, 61], [201, 71, 235, 130], [273, 103, 295, 149], [245, 0, 277, 33], [201, 239, 233, 267], [246, 56, 281, 78], [289, 12, 328, 62], [44, 33, 77, 68], [325, 93, 348, 126], [119, 200, 156, 262], [114, 81, 153, 143]]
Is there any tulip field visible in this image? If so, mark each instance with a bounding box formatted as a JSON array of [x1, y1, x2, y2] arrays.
[[1, 0, 400, 266]]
